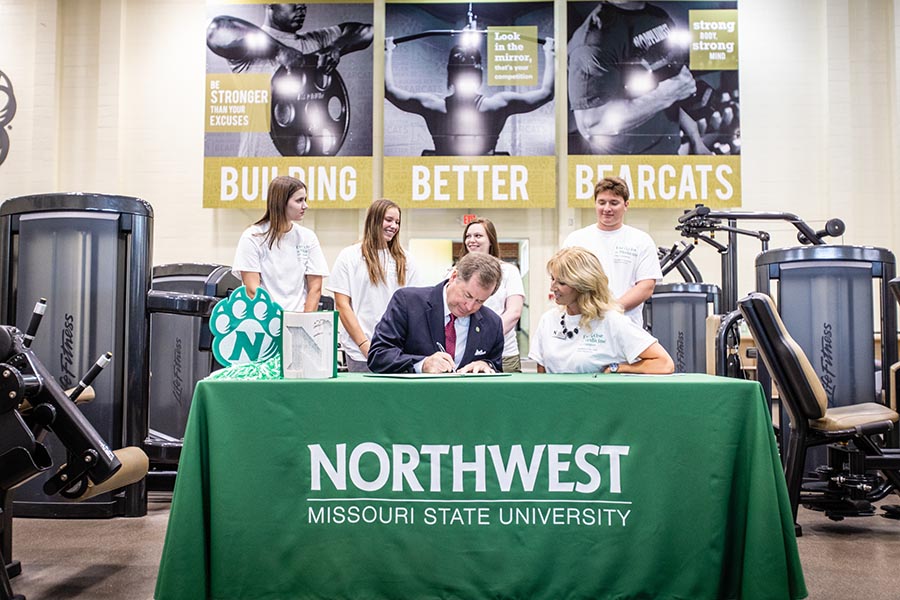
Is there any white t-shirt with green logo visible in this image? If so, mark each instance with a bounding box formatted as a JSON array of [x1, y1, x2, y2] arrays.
[[483, 262, 526, 358], [529, 307, 657, 373], [233, 222, 329, 312], [562, 224, 662, 327]]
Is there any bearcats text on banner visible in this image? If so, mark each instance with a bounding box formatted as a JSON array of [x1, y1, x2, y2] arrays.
[[568, 155, 740, 208]]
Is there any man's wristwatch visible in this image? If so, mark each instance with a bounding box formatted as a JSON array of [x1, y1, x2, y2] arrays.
[[608, 363, 620, 373]]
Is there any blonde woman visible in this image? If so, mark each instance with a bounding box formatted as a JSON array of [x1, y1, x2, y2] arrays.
[[458, 218, 525, 372], [232, 176, 328, 312], [328, 199, 421, 372], [530, 247, 673, 374]]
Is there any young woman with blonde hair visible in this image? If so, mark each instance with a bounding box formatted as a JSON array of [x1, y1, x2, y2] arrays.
[[530, 247, 673, 374]]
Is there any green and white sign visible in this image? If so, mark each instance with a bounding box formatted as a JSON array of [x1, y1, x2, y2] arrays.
[[209, 286, 282, 366]]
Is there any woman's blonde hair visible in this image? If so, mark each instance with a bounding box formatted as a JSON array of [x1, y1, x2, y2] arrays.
[[547, 247, 622, 330], [361, 198, 407, 286]]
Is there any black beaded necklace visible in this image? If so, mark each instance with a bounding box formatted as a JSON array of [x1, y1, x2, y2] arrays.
[[559, 314, 579, 339]]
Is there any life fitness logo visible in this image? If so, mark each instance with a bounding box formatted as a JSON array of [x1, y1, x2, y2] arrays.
[[0, 70, 16, 167]]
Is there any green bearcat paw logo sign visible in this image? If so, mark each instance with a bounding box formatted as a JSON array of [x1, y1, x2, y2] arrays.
[[210, 286, 283, 366]]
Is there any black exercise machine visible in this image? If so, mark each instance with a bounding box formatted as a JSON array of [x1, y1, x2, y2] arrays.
[[644, 243, 721, 374], [738, 292, 900, 534], [675, 204, 845, 312], [674, 208, 900, 529], [144, 264, 237, 489], [672, 205, 846, 377], [0, 193, 152, 519], [648, 206, 843, 377], [0, 303, 148, 599]]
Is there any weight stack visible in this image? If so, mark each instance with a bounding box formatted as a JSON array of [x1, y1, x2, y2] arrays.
[[145, 264, 239, 486], [756, 245, 898, 462], [644, 283, 721, 374]]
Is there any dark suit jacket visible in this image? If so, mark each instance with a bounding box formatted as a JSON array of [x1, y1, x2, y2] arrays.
[[367, 281, 504, 373]]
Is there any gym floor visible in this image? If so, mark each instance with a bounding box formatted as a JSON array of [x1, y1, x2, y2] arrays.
[[6, 494, 900, 599]]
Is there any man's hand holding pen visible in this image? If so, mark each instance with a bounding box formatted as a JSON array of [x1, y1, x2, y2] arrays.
[[423, 342, 456, 374]]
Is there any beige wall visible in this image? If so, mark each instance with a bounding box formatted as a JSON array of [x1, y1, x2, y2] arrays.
[[0, 0, 898, 336]]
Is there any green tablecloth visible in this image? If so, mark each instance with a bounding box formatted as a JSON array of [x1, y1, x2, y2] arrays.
[[155, 373, 806, 600]]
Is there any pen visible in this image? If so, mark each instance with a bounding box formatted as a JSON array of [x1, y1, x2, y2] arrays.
[[435, 342, 456, 372]]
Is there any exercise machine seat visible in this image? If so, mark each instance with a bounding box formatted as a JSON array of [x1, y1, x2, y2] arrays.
[[739, 293, 897, 432], [738, 292, 900, 531], [813, 403, 898, 432]]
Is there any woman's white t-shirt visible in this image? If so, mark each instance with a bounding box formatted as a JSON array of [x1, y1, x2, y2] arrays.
[[529, 307, 657, 373], [482, 262, 525, 357], [327, 243, 422, 362], [232, 222, 329, 312]]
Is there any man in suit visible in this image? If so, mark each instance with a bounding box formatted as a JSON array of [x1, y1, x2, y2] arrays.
[[368, 253, 505, 374]]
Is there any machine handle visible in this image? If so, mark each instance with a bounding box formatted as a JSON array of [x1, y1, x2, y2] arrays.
[[147, 290, 220, 318]]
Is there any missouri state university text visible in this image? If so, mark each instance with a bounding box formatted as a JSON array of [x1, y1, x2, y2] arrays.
[[307, 504, 632, 528]]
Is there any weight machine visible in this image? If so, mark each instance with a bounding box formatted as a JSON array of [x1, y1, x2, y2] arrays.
[[676, 204, 846, 312], [0, 193, 152, 518], [0, 300, 148, 600], [643, 242, 721, 374], [674, 206, 900, 523], [672, 205, 845, 377], [739, 292, 900, 529], [144, 264, 239, 490]]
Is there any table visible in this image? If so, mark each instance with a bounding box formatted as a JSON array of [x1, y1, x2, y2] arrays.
[[155, 373, 806, 599]]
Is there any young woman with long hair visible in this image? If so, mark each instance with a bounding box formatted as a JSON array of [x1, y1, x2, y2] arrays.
[[232, 176, 329, 312], [327, 198, 422, 372], [458, 218, 525, 372]]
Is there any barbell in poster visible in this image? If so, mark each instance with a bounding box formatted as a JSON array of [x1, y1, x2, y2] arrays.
[[204, 1, 375, 208], [383, 1, 556, 208]]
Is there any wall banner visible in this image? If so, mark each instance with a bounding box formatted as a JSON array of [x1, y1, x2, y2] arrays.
[[384, 1, 557, 208], [204, 1, 375, 208], [567, 1, 740, 208]]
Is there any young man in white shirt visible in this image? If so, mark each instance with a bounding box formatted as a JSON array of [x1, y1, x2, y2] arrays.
[[562, 176, 662, 327]]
